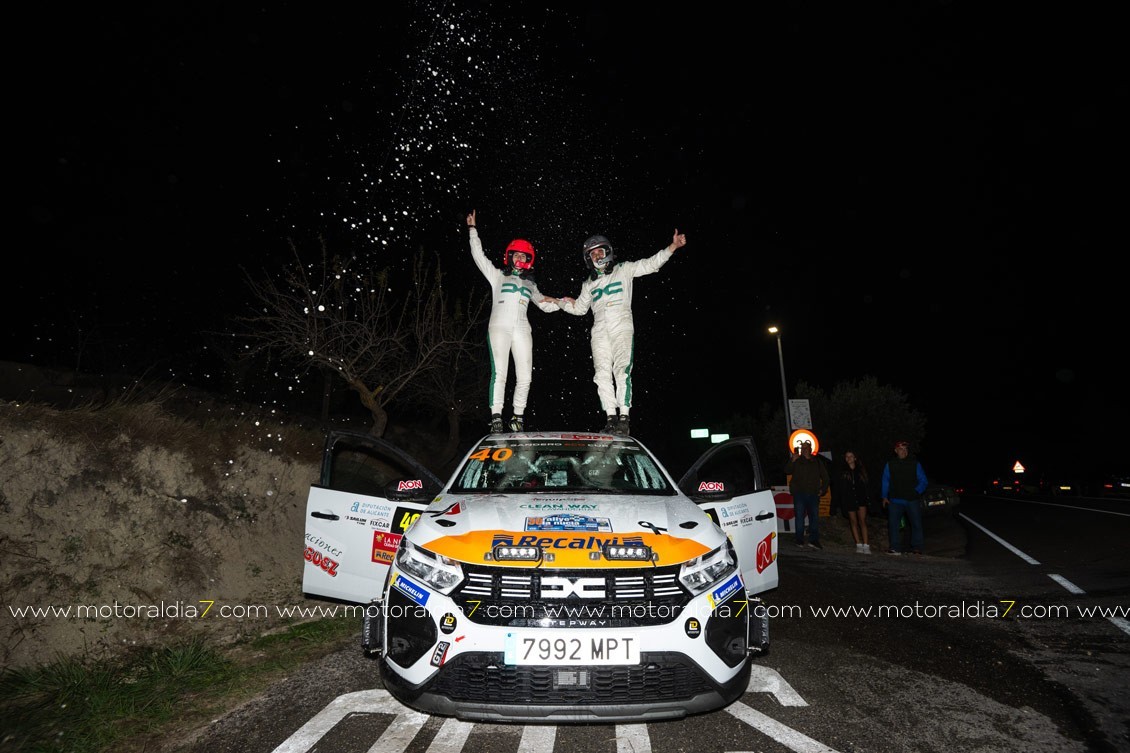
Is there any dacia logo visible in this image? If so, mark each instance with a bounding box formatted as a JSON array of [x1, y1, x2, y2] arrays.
[[500, 282, 533, 299], [590, 281, 623, 301], [540, 576, 606, 599]]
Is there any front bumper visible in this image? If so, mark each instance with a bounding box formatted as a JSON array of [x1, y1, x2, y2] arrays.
[[376, 568, 761, 722], [381, 651, 751, 722]]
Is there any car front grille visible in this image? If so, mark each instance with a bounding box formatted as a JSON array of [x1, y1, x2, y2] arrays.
[[427, 651, 718, 705], [452, 564, 689, 626]]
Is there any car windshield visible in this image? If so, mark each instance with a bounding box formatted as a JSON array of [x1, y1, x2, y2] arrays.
[[449, 437, 675, 495]]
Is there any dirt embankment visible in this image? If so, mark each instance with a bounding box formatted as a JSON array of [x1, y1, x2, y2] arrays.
[[0, 398, 328, 669]]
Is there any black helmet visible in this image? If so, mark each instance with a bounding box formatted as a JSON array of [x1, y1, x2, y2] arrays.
[[582, 234, 614, 272]]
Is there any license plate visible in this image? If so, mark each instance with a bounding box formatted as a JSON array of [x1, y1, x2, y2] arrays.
[[926, 498, 947, 507], [504, 630, 639, 665]]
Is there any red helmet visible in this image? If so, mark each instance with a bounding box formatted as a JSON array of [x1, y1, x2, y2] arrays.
[[504, 238, 536, 271]]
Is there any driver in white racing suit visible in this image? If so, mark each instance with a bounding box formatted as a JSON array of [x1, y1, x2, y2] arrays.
[[559, 229, 687, 435], [467, 210, 562, 433]]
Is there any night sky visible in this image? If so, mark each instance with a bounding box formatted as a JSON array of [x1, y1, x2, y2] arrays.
[[14, 3, 1128, 486]]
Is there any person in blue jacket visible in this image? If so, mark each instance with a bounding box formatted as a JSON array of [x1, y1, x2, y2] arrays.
[[881, 439, 929, 555]]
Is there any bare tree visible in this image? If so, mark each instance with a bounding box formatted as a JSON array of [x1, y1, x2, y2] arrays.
[[239, 238, 487, 437], [404, 307, 490, 469]]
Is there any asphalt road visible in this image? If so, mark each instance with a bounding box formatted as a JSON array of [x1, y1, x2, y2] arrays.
[[174, 497, 1129, 753]]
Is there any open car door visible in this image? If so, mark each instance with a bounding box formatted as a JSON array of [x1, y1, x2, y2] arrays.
[[303, 429, 443, 604], [677, 436, 779, 595]]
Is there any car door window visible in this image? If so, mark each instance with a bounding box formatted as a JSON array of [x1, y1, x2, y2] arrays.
[[688, 445, 757, 496]]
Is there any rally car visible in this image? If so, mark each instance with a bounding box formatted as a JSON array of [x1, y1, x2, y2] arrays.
[[303, 430, 779, 722]]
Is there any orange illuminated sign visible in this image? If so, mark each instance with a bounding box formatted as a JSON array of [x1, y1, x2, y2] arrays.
[[788, 429, 819, 455]]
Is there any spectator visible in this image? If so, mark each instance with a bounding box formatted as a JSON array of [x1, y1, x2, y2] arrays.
[[834, 450, 874, 554], [786, 440, 830, 549], [881, 439, 929, 555]]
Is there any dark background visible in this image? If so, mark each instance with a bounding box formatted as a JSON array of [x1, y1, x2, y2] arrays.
[[14, 2, 1128, 487]]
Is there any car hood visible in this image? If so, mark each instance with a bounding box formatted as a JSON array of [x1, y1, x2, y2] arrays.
[[407, 492, 723, 568]]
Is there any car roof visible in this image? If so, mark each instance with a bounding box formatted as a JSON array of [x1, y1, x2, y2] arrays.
[[474, 431, 635, 443]]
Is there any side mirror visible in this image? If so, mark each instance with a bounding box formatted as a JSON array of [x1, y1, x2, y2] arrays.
[[384, 479, 434, 503], [689, 480, 733, 503]]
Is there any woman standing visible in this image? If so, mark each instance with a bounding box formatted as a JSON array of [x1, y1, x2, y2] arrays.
[[466, 210, 562, 433], [835, 450, 873, 553]]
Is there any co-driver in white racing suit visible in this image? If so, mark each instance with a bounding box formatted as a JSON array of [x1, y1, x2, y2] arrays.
[[467, 210, 561, 433], [559, 229, 687, 435]]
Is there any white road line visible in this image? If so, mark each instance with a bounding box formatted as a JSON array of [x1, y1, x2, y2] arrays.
[[748, 665, 808, 706], [616, 724, 652, 753], [365, 702, 430, 753], [426, 717, 474, 753], [1046, 574, 1130, 638], [270, 689, 427, 753], [726, 701, 842, 753], [1048, 574, 1086, 594], [517, 725, 556, 753], [982, 496, 1130, 517], [957, 513, 1041, 564]]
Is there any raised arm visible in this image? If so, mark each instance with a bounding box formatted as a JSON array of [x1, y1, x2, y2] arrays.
[[629, 227, 687, 278], [466, 209, 499, 281]]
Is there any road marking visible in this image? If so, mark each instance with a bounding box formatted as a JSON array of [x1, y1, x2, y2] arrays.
[[748, 665, 807, 706], [725, 702, 842, 752], [616, 724, 651, 753], [957, 513, 1041, 564], [269, 689, 426, 753], [1047, 574, 1130, 638], [426, 717, 474, 753], [982, 496, 1130, 517], [365, 703, 430, 753], [518, 725, 556, 753], [961, 517, 1130, 640], [272, 666, 826, 752], [1048, 574, 1085, 594]]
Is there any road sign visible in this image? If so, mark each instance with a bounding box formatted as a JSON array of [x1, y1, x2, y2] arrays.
[[788, 399, 812, 430], [788, 429, 819, 455]]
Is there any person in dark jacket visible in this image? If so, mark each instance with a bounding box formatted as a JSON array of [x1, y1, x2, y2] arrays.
[[881, 440, 928, 555], [834, 450, 874, 554], [786, 440, 830, 549]]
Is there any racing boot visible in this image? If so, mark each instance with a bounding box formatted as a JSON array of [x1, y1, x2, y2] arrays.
[[508, 415, 525, 432], [616, 414, 630, 436], [601, 414, 617, 434], [489, 413, 504, 433]]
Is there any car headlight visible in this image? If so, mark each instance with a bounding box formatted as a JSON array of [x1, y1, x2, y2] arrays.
[[396, 540, 463, 593], [679, 542, 737, 594]]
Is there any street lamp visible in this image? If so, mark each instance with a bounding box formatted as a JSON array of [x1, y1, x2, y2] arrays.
[[768, 326, 791, 439]]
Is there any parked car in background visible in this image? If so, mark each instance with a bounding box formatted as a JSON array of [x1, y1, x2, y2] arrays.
[[920, 483, 960, 515], [1096, 474, 1130, 498]]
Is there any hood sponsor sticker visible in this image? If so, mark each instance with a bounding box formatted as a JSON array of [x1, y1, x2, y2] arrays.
[[440, 612, 457, 634], [685, 617, 702, 638], [524, 514, 612, 532], [423, 530, 712, 568], [392, 574, 430, 606], [708, 574, 742, 609]]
